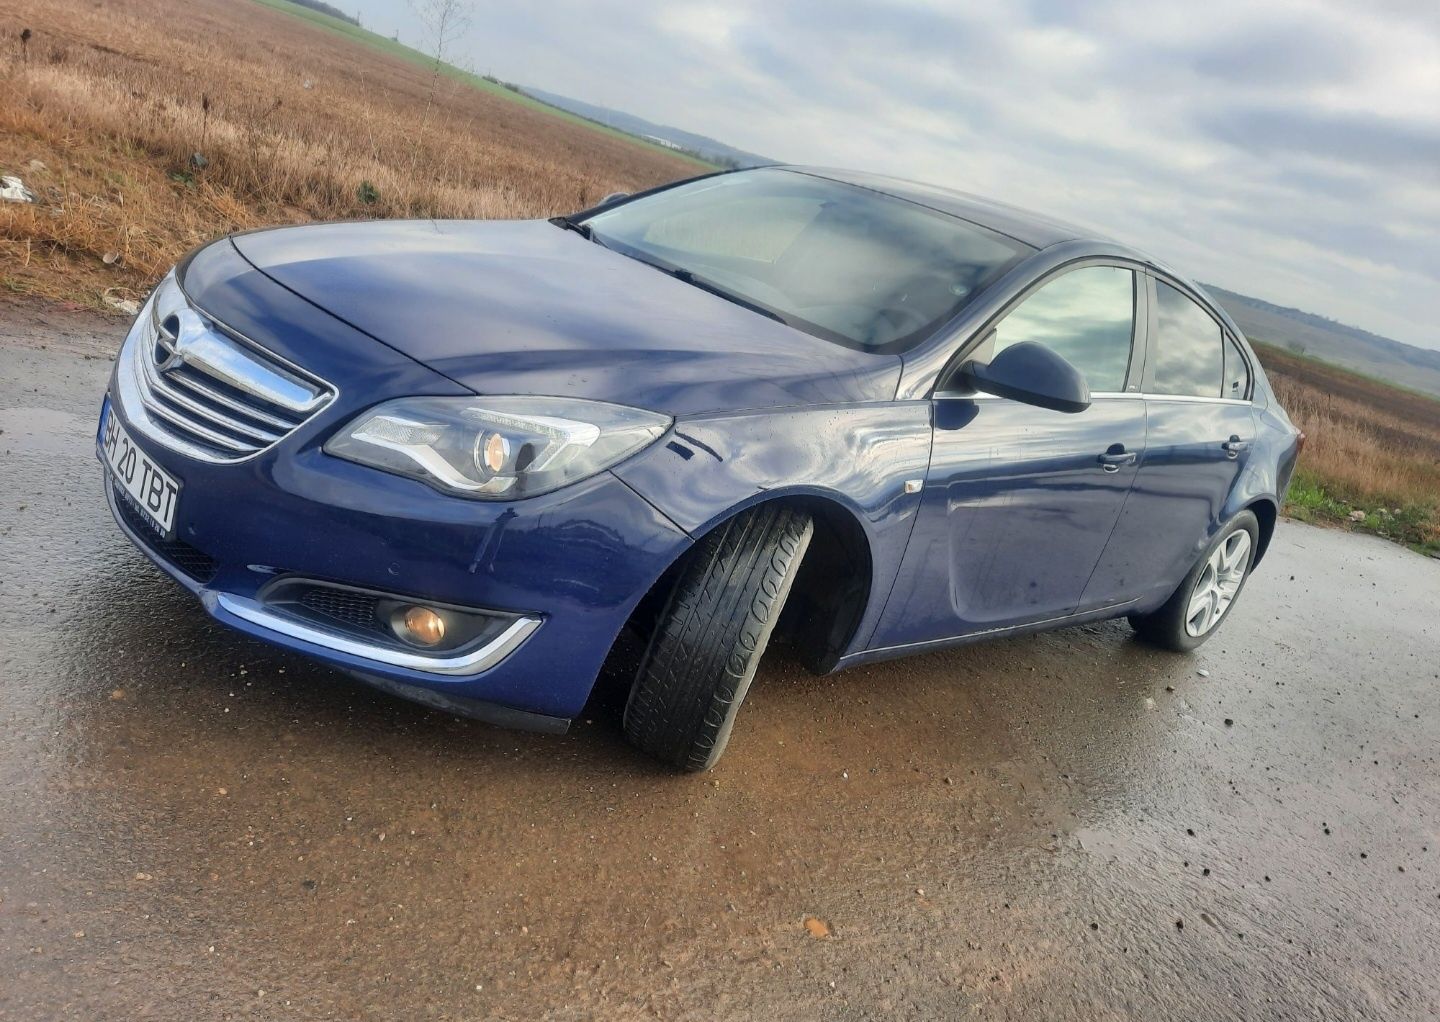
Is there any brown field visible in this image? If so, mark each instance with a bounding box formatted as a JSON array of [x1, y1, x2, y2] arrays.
[[0, 0, 701, 310], [1254, 342, 1440, 551]]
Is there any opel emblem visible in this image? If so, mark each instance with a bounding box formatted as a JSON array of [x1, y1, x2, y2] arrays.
[[157, 308, 208, 374]]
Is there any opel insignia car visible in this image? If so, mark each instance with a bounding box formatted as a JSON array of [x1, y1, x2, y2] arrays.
[[98, 166, 1301, 770]]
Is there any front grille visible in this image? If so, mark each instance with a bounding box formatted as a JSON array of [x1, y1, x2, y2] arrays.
[[117, 284, 334, 463], [111, 483, 218, 583], [298, 587, 386, 634]]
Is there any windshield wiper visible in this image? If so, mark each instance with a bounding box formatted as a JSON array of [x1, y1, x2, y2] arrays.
[[646, 264, 784, 324], [564, 232, 784, 324], [549, 215, 592, 240], [551, 215, 616, 253]]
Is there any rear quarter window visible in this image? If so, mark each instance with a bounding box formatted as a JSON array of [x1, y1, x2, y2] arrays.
[[1223, 336, 1251, 400]]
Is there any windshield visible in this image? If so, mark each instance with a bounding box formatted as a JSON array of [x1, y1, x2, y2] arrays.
[[582, 169, 1031, 352]]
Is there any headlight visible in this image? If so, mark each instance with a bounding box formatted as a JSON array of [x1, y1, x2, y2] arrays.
[[324, 397, 671, 499]]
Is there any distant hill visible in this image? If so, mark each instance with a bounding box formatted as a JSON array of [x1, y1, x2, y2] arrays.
[[520, 87, 774, 170], [285, 0, 358, 26], [1206, 285, 1440, 399]]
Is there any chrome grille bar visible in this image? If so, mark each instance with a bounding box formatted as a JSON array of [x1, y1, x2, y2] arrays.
[[137, 384, 261, 454], [115, 278, 335, 463], [163, 369, 298, 432], [156, 309, 327, 415], [137, 345, 286, 445]]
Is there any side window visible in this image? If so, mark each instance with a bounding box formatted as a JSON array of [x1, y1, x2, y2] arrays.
[[1223, 336, 1251, 400], [982, 266, 1135, 392], [1152, 282, 1223, 397]]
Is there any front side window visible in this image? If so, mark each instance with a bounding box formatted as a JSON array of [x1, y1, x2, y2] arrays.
[[1152, 282, 1224, 397], [584, 169, 1030, 352], [976, 265, 1136, 392]]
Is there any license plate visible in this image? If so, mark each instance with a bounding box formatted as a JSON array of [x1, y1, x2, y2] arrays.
[[101, 403, 181, 534]]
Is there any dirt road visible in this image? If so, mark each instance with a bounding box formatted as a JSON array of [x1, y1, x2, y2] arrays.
[[2, 308, 1437, 1020]]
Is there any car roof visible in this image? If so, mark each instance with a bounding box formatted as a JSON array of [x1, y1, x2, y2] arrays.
[[779, 166, 1112, 250]]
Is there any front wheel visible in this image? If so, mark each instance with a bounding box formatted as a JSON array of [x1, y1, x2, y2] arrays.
[[1129, 510, 1259, 652], [623, 504, 813, 771]]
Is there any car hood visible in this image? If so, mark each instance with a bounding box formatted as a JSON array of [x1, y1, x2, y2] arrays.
[[228, 220, 901, 416]]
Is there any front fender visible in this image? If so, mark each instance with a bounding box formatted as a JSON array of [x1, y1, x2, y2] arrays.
[[612, 403, 933, 654]]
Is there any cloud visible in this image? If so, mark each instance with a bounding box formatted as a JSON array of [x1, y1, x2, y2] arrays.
[[352, 0, 1440, 349], [1202, 106, 1440, 176]]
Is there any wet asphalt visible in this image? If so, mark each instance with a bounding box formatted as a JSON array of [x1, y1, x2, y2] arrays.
[[1, 310, 1437, 1021]]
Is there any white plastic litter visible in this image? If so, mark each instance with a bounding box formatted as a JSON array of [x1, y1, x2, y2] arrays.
[[1, 175, 37, 203], [103, 292, 140, 316]]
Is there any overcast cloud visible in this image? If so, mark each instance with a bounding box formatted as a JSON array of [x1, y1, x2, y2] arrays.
[[349, 0, 1439, 349]]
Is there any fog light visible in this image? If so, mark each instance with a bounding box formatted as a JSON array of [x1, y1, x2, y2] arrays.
[[398, 605, 446, 646]]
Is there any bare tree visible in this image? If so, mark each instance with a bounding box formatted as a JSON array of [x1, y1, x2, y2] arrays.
[[408, 0, 474, 72]]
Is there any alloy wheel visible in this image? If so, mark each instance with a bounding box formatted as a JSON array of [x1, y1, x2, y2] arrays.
[[1184, 530, 1252, 637]]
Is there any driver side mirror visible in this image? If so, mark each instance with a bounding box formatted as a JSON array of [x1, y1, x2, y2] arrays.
[[954, 340, 1091, 413]]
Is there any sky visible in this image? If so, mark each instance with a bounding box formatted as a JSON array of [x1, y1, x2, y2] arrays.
[[348, 0, 1439, 350]]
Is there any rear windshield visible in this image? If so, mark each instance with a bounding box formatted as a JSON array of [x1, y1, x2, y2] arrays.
[[584, 169, 1031, 352]]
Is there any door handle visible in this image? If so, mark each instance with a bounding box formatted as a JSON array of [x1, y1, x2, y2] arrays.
[[1097, 449, 1138, 473], [1222, 435, 1249, 459]]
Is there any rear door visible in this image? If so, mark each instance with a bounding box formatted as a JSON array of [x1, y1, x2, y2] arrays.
[[1081, 275, 1256, 609], [872, 263, 1147, 649]]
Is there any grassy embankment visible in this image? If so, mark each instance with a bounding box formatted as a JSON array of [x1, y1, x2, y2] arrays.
[[0, 0, 704, 311], [246, 0, 714, 170], [1255, 342, 1440, 556]]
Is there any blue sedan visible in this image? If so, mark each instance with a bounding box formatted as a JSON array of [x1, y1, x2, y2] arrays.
[[99, 166, 1301, 769]]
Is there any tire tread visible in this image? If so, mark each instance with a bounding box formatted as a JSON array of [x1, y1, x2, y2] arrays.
[[624, 505, 813, 770]]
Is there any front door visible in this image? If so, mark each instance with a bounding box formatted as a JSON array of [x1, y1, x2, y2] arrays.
[[871, 263, 1147, 651]]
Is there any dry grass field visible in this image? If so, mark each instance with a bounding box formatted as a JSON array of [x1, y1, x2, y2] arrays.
[[0, 0, 701, 310], [1256, 343, 1440, 553]]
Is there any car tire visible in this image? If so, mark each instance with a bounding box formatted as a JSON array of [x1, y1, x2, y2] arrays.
[[1129, 510, 1260, 653], [623, 504, 814, 771]]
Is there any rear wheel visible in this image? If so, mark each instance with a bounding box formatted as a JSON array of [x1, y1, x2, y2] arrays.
[[623, 504, 813, 771], [1129, 510, 1258, 652]]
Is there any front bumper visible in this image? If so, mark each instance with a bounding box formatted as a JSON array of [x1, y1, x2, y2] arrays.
[[98, 394, 690, 728], [98, 405, 688, 719], [102, 477, 565, 731]]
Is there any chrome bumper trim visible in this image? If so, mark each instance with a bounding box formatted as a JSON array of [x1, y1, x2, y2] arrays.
[[215, 593, 540, 677]]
